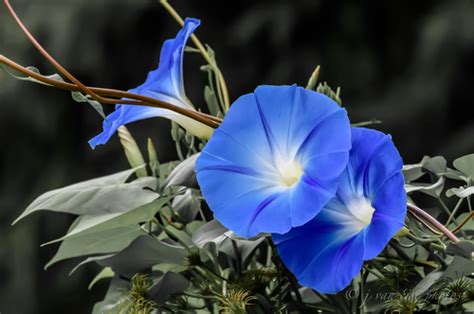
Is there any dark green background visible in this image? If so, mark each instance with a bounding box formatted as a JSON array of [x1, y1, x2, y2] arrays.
[[1, 1, 473, 313]]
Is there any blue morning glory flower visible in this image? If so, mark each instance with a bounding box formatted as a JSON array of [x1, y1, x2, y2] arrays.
[[89, 18, 213, 149], [195, 85, 352, 238], [273, 127, 407, 294]]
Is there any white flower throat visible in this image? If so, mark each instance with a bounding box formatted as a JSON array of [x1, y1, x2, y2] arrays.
[[346, 197, 376, 232], [276, 160, 303, 187]]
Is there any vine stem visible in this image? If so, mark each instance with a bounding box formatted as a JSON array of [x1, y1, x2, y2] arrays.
[[0, 55, 221, 128], [159, 0, 230, 111], [4, 0, 114, 105], [407, 203, 459, 242]]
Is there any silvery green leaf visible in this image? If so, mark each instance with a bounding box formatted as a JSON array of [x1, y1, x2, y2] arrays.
[[1, 64, 64, 86], [412, 271, 443, 296], [46, 225, 144, 269], [71, 91, 107, 120], [172, 188, 199, 223], [446, 186, 474, 198], [204, 85, 221, 117], [148, 272, 190, 305], [422, 156, 447, 175], [446, 241, 474, 259], [117, 126, 147, 177], [405, 176, 445, 197], [14, 166, 156, 224], [89, 267, 115, 290], [45, 196, 172, 268], [192, 219, 232, 248], [441, 168, 469, 182], [44, 196, 166, 246], [92, 277, 129, 314], [440, 256, 474, 281], [453, 153, 474, 179], [94, 235, 186, 276], [220, 237, 266, 266], [403, 157, 429, 182], [162, 153, 199, 189]]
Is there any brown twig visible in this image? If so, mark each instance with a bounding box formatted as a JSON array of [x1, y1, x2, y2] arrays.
[[0, 55, 221, 128], [407, 203, 459, 242], [3, 0, 116, 104], [451, 212, 473, 233]]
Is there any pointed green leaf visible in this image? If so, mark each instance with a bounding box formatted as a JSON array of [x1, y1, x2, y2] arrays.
[[453, 153, 474, 178], [14, 166, 155, 224], [89, 267, 115, 290]]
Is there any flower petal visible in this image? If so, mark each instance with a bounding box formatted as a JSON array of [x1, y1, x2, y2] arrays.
[[274, 127, 406, 294], [363, 172, 406, 260], [89, 18, 212, 148], [273, 214, 365, 294], [196, 85, 352, 237]]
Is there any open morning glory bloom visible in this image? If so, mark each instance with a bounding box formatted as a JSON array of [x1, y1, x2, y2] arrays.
[[273, 127, 407, 294], [196, 85, 352, 238], [89, 18, 213, 148]]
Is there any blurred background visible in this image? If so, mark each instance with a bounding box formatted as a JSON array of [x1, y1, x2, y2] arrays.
[[0, 0, 473, 313]]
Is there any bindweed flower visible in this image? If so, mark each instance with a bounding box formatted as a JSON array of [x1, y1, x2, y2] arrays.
[[273, 127, 407, 294], [89, 18, 213, 149], [196, 85, 352, 237]]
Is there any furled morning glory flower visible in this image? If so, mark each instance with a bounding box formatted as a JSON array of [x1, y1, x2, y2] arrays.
[[195, 85, 352, 238], [89, 18, 213, 148], [273, 127, 407, 294]]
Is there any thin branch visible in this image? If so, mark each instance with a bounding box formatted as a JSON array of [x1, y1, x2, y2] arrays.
[[451, 211, 473, 233], [407, 203, 459, 242], [3, 0, 114, 105], [0, 55, 221, 128]]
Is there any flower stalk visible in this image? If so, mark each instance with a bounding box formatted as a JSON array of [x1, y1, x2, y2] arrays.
[[407, 203, 459, 242]]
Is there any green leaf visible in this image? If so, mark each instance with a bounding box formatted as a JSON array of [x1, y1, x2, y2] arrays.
[[92, 277, 129, 314], [192, 219, 230, 248], [172, 188, 199, 223], [412, 271, 443, 296], [1, 64, 64, 86], [46, 225, 145, 269], [403, 157, 429, 182], [405, 177, 445, 197], [446, 186, 474, 198], [453, 153, 474, 179], [445, 241, 474, 259], [422, 156, 447, 175], [441, 168, 469, 182], [162, 154, 199, 190], [220, 237, 265, 267], [89, 267, 115, 290], [204, 85, 221, 117], [14, 166, 156, 224], [44, 196, 169, 246], [71, 91, 107, 120], [148, 272, 190, 305], [45, 197, 172, 268], [440, 256, 474, 281], [117, 126, 147, 177], [95, 235, 187, 276]]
